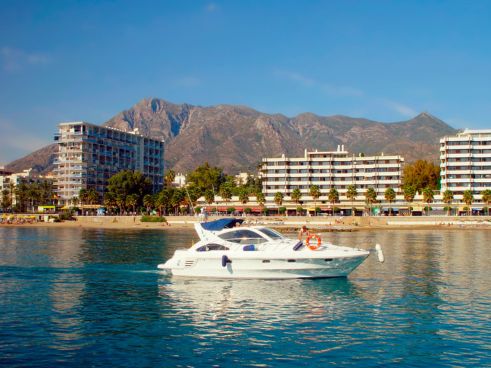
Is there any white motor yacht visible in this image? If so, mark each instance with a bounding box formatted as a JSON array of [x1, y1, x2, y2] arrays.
[[158, 218, 384, 279]]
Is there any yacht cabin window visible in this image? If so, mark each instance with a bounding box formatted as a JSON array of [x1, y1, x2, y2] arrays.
[[196, 244, 229, 252], [257, 228, 283, 239], [218, 230, 268, 244]]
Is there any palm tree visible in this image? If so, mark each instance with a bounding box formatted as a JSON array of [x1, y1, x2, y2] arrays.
[[384, 188, 396, 215], [79, 188, 88, 207], [1, 189, 12, 210], [104, 192, 116, 214], [238, 189, 249, 205], [26, 183, 40, 212], [15, 183, 29, 213], [126, 194, 139, 215], [403, 185, 416, 212], [422, 187, 434, 216], [116, 195, 126, 215], [155, 190, 169, 216], [204, 189, 214, 206], [346, 184, 358, 215], [256, 192, 265, 208], [309, 185, 321, 212], [328, 188, 339, 215], [143, 194, 154, 214], [481, 189, 491, 216], [291, 188, 302, 204], [87, 188, 99, 205], [365, 187, 377, 216], [462, 190, 474, 216], [442, 189, 454, 216], [274, 192, 284, 207], [164, 169, 176, 188], [8, 182, 15, 210], [219, 186, 232, 206]]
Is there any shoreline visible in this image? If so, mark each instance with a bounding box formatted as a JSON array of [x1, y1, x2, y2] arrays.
[[1, 215, 491, 231]]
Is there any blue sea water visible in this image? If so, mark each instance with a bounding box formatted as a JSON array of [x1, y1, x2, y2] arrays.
[[0, 227, 490, 367]]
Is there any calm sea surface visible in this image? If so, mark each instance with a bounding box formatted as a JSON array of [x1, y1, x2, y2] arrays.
[[0, 227, 490, 367]]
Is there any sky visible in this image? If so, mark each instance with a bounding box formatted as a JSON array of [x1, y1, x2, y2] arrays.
[[0, 0, 490, 164]]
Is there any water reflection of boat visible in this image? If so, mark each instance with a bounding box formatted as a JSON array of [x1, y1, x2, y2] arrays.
[[158, 277, 361, 326], [158, 219, 383, 279]]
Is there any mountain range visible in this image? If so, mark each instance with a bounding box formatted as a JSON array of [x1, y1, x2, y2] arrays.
[[6, 98, 457, 175]]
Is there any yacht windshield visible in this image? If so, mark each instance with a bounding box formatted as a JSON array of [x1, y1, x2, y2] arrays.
[[218, 229, 268, 244], [258, 228, 284, 239]]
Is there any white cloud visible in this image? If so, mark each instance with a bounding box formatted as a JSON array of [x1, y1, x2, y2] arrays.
[[274, 69, 363, 97], [205, 3, 219, 12], [379, 98, 417, 118], [0, 118, 49, 162], [0, 47, 51, 72], [173, 76, 202, 87], [275, 70, 315, 87]]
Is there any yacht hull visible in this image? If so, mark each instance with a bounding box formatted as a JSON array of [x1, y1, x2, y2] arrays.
[[158, 252, 369, 279]]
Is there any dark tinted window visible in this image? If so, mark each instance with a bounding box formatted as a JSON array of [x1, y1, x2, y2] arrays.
[[218, 230, 267, 244], [196, 244, 229, 252]]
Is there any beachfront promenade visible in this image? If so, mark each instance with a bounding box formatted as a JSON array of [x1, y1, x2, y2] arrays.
[[3, 214, 489, 230]]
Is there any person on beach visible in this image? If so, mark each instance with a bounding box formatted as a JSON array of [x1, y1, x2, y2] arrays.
[[298, 225, 310, 240]]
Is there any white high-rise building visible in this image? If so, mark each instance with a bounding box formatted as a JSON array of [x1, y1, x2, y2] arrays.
[[54, 122, 165, 205], [261, 146, 404, 200], [440, 129, 491, 198]]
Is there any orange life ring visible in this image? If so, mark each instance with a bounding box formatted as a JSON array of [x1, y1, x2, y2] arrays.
[[306, 234, 321, 250]]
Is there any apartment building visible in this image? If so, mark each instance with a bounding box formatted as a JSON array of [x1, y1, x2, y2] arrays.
[[440, 129, 491, 198], [261, 146, 404, 201], [54, 122, 164, 204]]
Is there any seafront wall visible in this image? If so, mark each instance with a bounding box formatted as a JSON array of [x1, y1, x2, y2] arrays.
[[71, 215, 491, 230]]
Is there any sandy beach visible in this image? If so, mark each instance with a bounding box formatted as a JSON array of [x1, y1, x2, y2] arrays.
[[2, 215, 491, 231]]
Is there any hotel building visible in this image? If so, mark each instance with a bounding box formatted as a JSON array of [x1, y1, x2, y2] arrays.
[[440, 129, 491, 198], [54, 122, 164, 204], [261, 146, 404, 201]]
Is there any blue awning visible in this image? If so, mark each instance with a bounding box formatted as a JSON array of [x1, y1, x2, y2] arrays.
[[201, 218, 244, 231]]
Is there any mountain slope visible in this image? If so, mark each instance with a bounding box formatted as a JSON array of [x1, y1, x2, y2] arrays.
[[6, 98, 457, 174]]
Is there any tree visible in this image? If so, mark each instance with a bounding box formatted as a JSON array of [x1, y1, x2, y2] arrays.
[[187, 162, 226, 195], [238, 188, 249, 205], [328, 188, 339, 210], [291, 188, 302, 204], [126, 194, 139, 214], [256, 192, 265, 208], [442, 190, 454, 216], [155, 190, 171, 216], [79, 188, 88, 207], [170, 189, 185, 215], [346, 184, 358, 213], [422, 187, 434, 216], [164, 169, 176, 188], [204, 189, 215, 206], [116, 195, 126, 215], [219, 185, 232, 205], [384, 188, 396, 215], [1, 189, 11, 210], [462, 190, 474, 216], [15, 182, 29, 213], [104, 192, 116, 214], [310, 185, 321, 212], [274, 192, 284, 207], [25, 182, 41, 212], [87, 188, 99, 205], [107, 170, 152, 208], [403, 185, 416, 204], [143, 194, 155, 214], [402, 160, 440, 191], [365, 187, 377, 215], [481, 189, 491, 216]]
